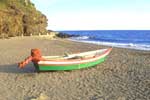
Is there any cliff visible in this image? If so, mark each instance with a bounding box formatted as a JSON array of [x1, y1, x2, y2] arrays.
[[0, 0, 48, 38]]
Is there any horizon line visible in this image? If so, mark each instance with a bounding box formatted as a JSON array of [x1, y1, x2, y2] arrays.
[[51, 29, 150, 31]]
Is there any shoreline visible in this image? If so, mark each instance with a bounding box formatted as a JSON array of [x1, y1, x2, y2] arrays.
[[2, 35, 150, 51], [0, 37, 149, 100], [68, 38, 150, 51]]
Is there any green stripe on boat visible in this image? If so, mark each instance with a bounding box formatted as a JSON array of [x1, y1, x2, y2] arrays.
[[38, 56, 106, 71]]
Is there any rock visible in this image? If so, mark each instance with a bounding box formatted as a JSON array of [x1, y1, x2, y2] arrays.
[[56, 32, 79, 38], [117, 96, 126, 100], [31, 93, 49, 100]]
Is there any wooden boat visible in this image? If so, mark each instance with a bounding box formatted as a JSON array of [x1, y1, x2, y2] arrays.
[[18, 48, 112, 72]]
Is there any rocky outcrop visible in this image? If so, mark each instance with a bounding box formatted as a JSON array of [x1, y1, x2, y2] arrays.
[[56, 32, 79, 38], [0, 0, 48, 38]]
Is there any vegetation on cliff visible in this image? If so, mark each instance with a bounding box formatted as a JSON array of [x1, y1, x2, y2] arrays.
[[0, 0, 48, 38]]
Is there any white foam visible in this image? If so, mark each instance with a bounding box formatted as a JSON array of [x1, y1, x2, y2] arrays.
[[69, 38, 150, 51], [71, 36, 89, 40]]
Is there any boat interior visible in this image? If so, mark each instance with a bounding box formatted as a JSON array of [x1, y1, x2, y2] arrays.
[[42, 49, 107, 60]]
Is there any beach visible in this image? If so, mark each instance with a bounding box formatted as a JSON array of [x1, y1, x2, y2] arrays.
[[0, 37, 149, 100]]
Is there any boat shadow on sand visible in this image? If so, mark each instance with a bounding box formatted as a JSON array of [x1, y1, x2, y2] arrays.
[[0, 63, 98, 74], [0, 63, 36, 74], [0, 63, 80, 74]]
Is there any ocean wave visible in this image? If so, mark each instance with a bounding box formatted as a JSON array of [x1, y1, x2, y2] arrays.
[[69, 39, 150, 51], [70, 36, 90, 40], [65, 30, 150, 51], [70, 35, 150, 44]]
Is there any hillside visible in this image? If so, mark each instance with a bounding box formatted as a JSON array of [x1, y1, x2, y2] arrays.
[[0, 0, 48, 38]]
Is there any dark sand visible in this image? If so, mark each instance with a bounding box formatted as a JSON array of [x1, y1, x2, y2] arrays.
[[0, 37, 149, 100]]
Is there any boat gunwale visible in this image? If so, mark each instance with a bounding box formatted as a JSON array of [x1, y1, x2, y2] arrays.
[[38, 48, 112, 64]]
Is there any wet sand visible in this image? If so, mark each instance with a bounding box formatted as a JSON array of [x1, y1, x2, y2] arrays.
[[0, 37, 149, 100]]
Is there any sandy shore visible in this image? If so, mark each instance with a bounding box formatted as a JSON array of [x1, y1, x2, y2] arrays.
[[0, 37, 149, 100]]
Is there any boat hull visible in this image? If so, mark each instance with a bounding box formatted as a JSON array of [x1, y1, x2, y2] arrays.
[[34, 56, 107, 71]]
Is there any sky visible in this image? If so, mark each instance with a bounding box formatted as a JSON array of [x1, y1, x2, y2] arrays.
[[31, 0, 150, 30]]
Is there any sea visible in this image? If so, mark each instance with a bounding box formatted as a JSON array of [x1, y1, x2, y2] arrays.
[[60, 30, 150, 51]]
